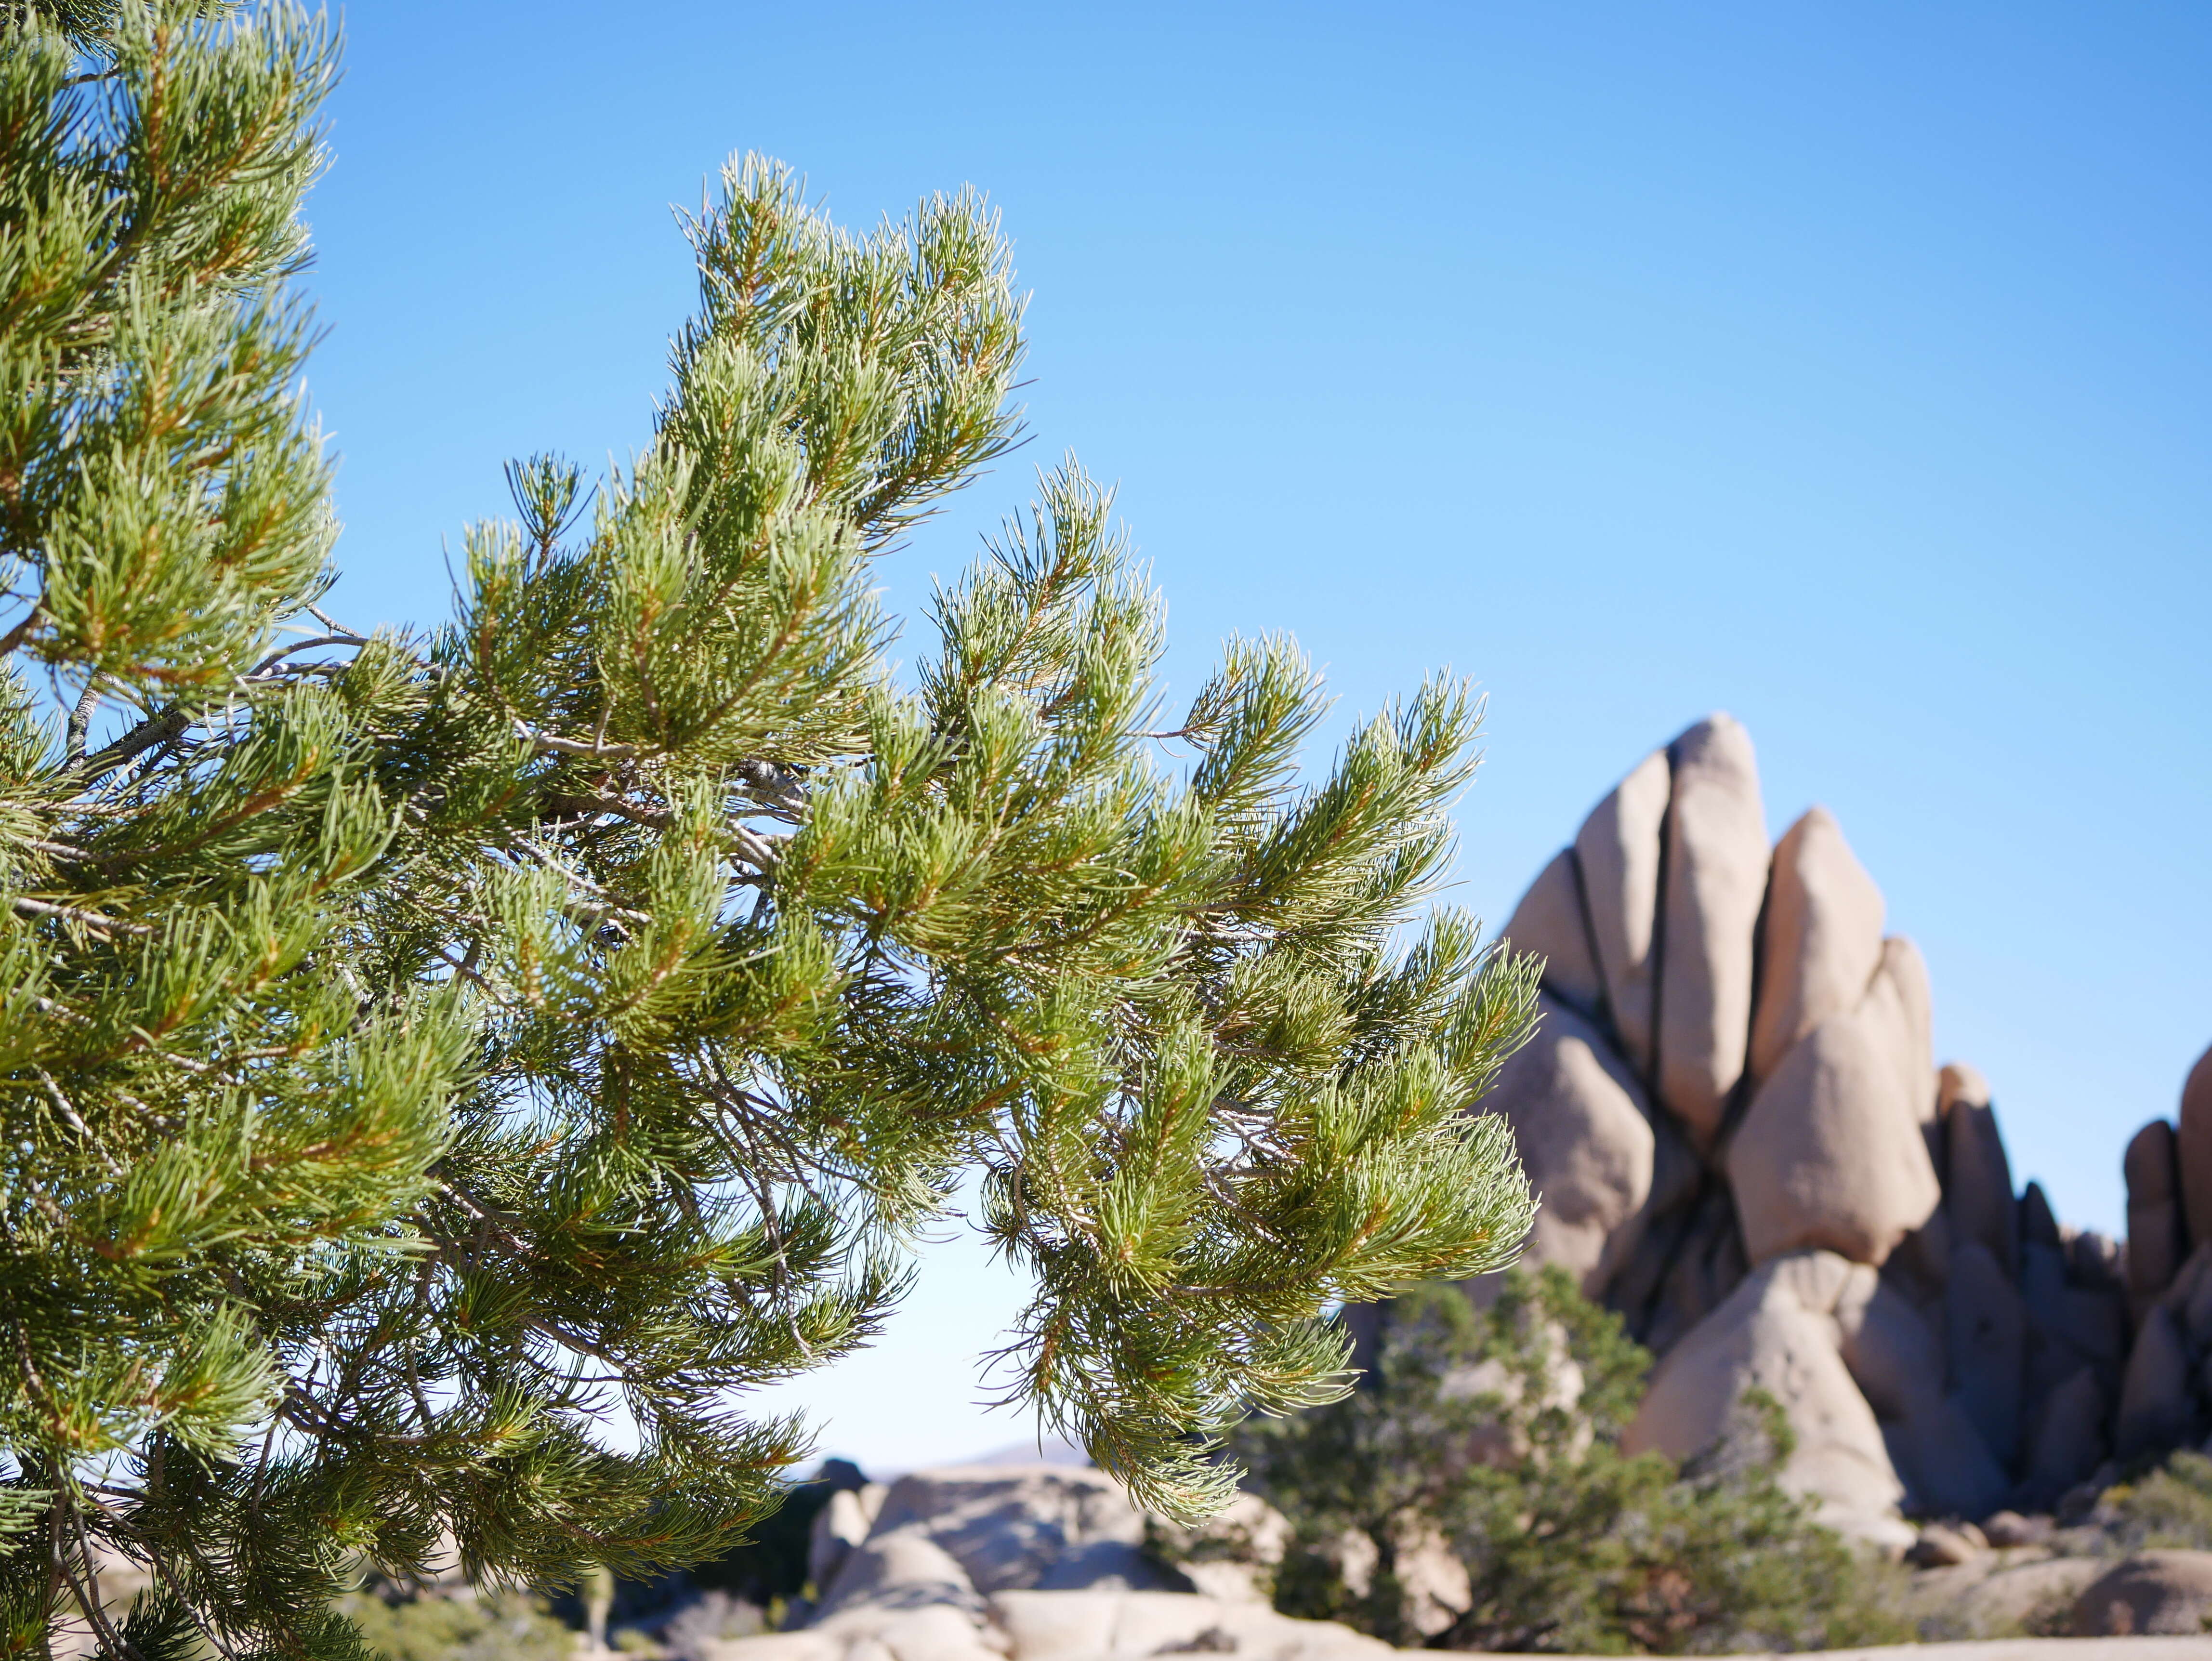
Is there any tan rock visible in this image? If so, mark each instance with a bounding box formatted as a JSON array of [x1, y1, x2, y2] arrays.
[[1377, 1517, 1469, 1639], [1942, 1068, 2018, 1279], [1939, 1555, 2105, 1638], [823, 1604, 1004, 1661], [1475, 992, 1655, 1295], [1727, 983, 1943, 1269], [1978, 1510, 2050, 1548], [991, 1589, 1394, 1661], [1834, 1267, 2008, 1521], [665, 1592, 767, 1656], [1623, 1250, 1913, 1551], [813, 1485, 891, 1600], [1938, 1059, 1991, 1119], [857, 1466, 1174, 1597], [737, 1585, 1404, 1661], [2181, 1044, 2212, 1255], [1937, 1057, 1990, 1212], [1749, 807, 1883, 1094], [2126, 1119, 2188, 1311], [1500, 850, 1605, 1024], [1868, 936, 1938, 1127], [1881, 1202, 1953, 1308], [787, 1473, 1400, 1661], [801, 1529, 1007, 1661], [1654, 714, 1767, 1144], [2116, 1303, 2197, 1463], [982, 1591, 1116, 1661], [702, 1634, 840, 1661], [1572, 747, 1669, 1079], [1828, 1265, 1935, 1409], [1910, 1522, 1984, 1567], [817, 1529, 989, 1620], [2072, 1550, 2212, 1636]]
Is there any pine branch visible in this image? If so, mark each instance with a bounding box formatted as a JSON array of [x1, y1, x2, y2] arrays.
[[1, 8, 1532, 1636]]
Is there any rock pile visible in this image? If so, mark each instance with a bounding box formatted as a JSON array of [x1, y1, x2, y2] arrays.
[[702, 1456, 2212, 1659], [702, 715, 2212, 1661], [718, 1466, 1383, 1661], [1483, 713, 2206, 1547]]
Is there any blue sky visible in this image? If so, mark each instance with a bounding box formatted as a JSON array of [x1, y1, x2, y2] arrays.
[[304, 3, 2212, 1469]]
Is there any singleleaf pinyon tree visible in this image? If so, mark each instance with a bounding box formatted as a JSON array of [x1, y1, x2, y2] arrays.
[[0, 4, 1539, 1657], [1210, 1272, 1909, 1655]]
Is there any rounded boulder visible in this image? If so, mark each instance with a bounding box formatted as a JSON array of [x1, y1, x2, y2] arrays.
[[1623, 1250, 1912, 1552], [1572, 747, 1669, 1079], [1476, 992, 1656, 1294], [1655, 713, 1768, 1146], [2072, 1550, 2212, 1636], [1749, 806, 1883, 1094], [1727, 983, 1942, 1268]]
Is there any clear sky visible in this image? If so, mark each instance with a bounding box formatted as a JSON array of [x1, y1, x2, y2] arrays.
[[302, 2, 2212, 1471]]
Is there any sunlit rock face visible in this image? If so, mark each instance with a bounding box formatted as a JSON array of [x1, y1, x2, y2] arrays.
[[703, 1465, 1386, 1661], [1484, 712, 2188, 1542]]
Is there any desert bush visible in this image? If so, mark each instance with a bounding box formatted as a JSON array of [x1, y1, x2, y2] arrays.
[[2101, 1450, 2212, 1553], [1202, 1268, 1910, 1654], [341, 1592, 575, 1661]]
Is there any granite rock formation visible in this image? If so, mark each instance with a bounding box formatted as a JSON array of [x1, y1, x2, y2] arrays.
[[1484, 713, 2192, 1546], [692, 1456, 2208, 1661], [713, 1466, 1385, 1661]]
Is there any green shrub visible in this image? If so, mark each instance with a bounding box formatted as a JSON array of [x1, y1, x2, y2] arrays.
[[1209, 1268, 1910, 1654], [2103, 1450, 2212, 1553], [341, 1592, 575, 1661]]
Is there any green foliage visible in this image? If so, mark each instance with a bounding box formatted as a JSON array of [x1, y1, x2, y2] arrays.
[[0, 4, 1540, 1658], [340, 1592, 574, 1661], [2103, 1450, 2212, 1553], [1216, 1270, 1910, 1653]]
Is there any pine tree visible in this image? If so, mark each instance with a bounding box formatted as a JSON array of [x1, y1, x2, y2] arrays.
[[1212, 1271, 1910, 1654], [0, 5, 1538, 1657]]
